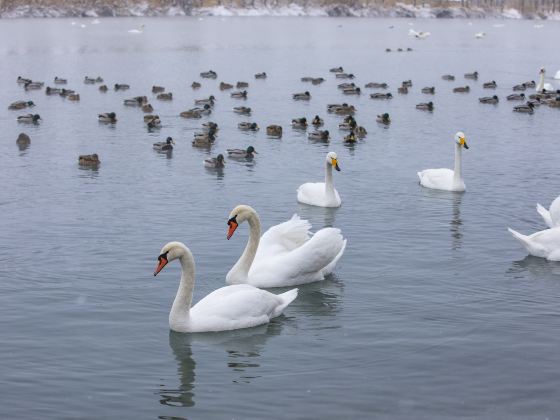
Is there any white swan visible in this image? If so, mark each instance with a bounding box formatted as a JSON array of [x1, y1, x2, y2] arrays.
[[508, 227, 560, 261], [537, 196, 560, 228], [128, 24, 145, 34], [154, 241, 298, 333], [418, 131, 469, 192], [408, 28, 430, 39], [226, 205, 346, 288], [297, 151, 342, 208], [536, 67, 554, 92], [474, 32, 485, 39], [555, 70, 560, 80]]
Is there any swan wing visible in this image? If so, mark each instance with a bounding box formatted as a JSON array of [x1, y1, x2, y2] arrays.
[[256, 214, 312, 259], [509, 227, 560, 258], [548, 196, 560, 227], [536, 203, 553, 228], [418, 168, 454, 191], [297, 182, 341, 207]]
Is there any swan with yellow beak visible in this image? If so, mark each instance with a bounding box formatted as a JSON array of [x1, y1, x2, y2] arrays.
[[297, 151, 342, 207]]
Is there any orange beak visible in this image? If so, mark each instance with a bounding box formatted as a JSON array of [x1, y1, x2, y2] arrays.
[[154, 257, 168, 276], [227, 220, 238, 240]]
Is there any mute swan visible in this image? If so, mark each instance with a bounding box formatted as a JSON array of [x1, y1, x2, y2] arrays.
[[537, 196, 560, 228], [225, 205, 346, 288], [418, 132, 468, 192], [536, 68, 554, 92], [297, 152, 342, 208], [154, 241, 298, 333], [508, 228, 560, 261]]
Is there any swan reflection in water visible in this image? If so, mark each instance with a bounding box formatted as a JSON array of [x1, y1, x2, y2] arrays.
[[450, 192, 463, 250], [507, 255, 560, 278], [296, 204, 338, 228]]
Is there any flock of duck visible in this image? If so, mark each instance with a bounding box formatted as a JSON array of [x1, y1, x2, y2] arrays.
[[9, 64, 560, 333]]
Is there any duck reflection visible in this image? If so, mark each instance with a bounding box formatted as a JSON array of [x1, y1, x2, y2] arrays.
[[297, 204, 338, 228], [450, 192, 463, 250]]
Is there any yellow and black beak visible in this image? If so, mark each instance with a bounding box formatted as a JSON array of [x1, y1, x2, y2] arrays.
[[332, 158, 341, 171], [460, 137, 469, 149], [227, 216, 238, 240], [154, 254, 168, 276]]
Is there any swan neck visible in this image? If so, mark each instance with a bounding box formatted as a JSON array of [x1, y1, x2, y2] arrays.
[[453, 143, 463, 185], [325, 161, 335, 194], [170, 252, 195, 325], [229, 211, 261, 283], [538, 71, 545, 91]]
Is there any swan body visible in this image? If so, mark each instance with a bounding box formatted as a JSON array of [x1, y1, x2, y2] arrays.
[[154, 242, 297, 333], [418, 132, 468, 192], [537, 196, 560, 228], [537, 67, 555, 92], [555, 71, 560, 80], [128, 24, 145, 34], [508, 228, 560, 261], [297, 152, 341, 208], [226, 205, 346, 288]]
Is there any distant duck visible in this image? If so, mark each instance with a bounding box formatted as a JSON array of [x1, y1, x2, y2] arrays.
[[144, 114, 160, 122], [293, 91, 311, 100], [386, 48, 391, 52], [343, 86, 361, 95], [24, 82, 43, 90], [355, 126, 367, 138], [397, 48, 403, 52], [152, 85, 165, 93], [464, 71, 479, 80], [238, 122, 259, 131], [536, 67, 554, 92], [255, 72, 267, 79], [528, 97, 543, 107], [98, 112, 117, 123], [84, 76, 96, 84], [146, 116, 162, 129], [95, 77, 103, 83], [124, 96, 147, 106], [330, 66, 344, 73], [114, 83, 130, 91], [402, 80, 412, 87], [398, 85, 409, 94], [407, 47, 413, 51], [16, 132, 31, 148], [227, 146, 257, 159], [266, 125, 283, 137], [308, 130, 330, 141], [376, 113, 391, 125], [311, 78, 325, 85], [513, 102, 535, 114], [233, 106, 251, 115], [416, 101, 434, 111], [156, 92, 172, 101], [370, 92, 393, 99], [333, 104, 356, 115], [192, 133, 215, 147], [79, 154, 100, 167], [220, 82, 233, 90], [231, 90, 248, 99], [142, 103, 154, 113], [421, 86, 435, 94], [483, 80, 497, 89], [365, 82, 388, 89], [45, 86, 62, 95], [335, 73, 355, 79], [195, 95, 216, 107], [338, 82, 356, 89], [547, 96, 560, 107], [9, 100, 34, 110], [99, 85, 108, 92], [479, 95, 499, 104], [204, 154, 225, 168], [180, 109, 202, 119], [453, 86, 470, 93], [343, 131, 357, 144], [507, 93, 525, 101], [301, 77, 315, 82], [200, 70, 217, 79], [338, 119, 357, 131], [442, 74, 455, 81], [54, 77, 67, 85], [292, 117, 308, 129], [17, 76, 32, 85], [153, 137, 174, 151], [513, 83, 527, 91], [59, 88, 75, 97], [17, 114, 41, 123], [191, 81, 201, 89], [202, 121, 218, 132], [67, 93, 80, 101], [236, 81, 249, 88], [312, 115, 324, 126]]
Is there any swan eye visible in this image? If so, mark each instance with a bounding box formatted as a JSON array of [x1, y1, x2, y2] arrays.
[[227, 215, 237, 225]]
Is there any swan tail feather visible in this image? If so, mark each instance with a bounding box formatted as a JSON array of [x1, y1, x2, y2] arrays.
[[508, 227, 545, 256], [273, 288, 298, 317], [536, 203, 553, 228], [321, 238, 347, 276]]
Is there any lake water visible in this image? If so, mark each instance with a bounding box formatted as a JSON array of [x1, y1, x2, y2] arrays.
[[1, 16, 560, 419]]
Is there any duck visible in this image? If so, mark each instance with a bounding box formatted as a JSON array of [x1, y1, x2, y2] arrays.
[[98, 112, 117, 123], [204, 154, 225, 168], [398, 85, 409, 94], [157, 92, 172, 101], [536, 67, 555, 92], [152, 85, 165, 93], [236, 81, 249, 88], [464, 71, 479, 80], [442, 75, 455, 81], [293, 91, 311, 100], [54, 77, 67, 85], [291, 117, 308, 129], [513, 102, 535, 114], [153, 137, 174, 151], [308, 130, 330, 141], [343, 131, 358, 143], [17, 76, 32, 85], [479, 95, 499, 104], [421, 86, 435, 94], [24, 82, 43, 90], [200, 70, 217, 79], [376, 113, 391, 124], [525, 80, 537, 88], [312, 115, 324, 126], [233, 106, 251, 115], [355, 127, 367, 138], [508, 227, 560, 261], [418, 131, 469, 192], [45, 86, 62, 95], [67, 93, 80, 101], [328, 104, 356, 115], [225, 205, 346, 286], [202, 121, 218, 132], [194, 95, 216, 107], [191, 81, 201, 89], [385, 48, 391, 52], [180, 109, 202, 119], [507, 93, 525, 101], [95, 76, 103, 83], [338, 82, 356, 89], [124, 96, 147, 106], [153, 241, 297, 332], [416, 101, 434, 111], [84, 76, 96, 84], [397, 48, 403, 52], [343, 86, 361, 95], [220, 82, 233, 90], [301, 77, 315, 82], [370, 92, 393, 100], [453, 86, 470, 93], [142, 103, 154, 113], [266, 125, 282, 138], [335, 73, 355, 79], [528, 97, 543, 107], [231, 90, 248, 99], [146, 117, 162, 129], [338, 117, 357, 131], [99, 85, 108, 92], [192, 133, 215, 147], [483, 80, 497, 89], [546, 96, 560, 107], [255, 72, 267, 79], [144, 114, 160, 122], [365, 82, 388, 89], [402, 80, 413, 87], [59, 88, 75, 97], [329, 66, 343, 73], [17, 114, 41, 123], [311, 78, 325, 85], [79, 154, 100, 167], [8, 100, 35, 110], [114, 83, 130, 91], [16, 132, 31, 148], [227, 146, 257, 159], [513, 83, 527, 91], [238, 122, 259, 131]]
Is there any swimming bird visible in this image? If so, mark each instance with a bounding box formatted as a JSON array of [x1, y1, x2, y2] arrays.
[[54, 77, 67, 84], [16, 132, 31, 149], [154, 241, 297, 332], [146, 116, 162, 129], [24, 82, 43, 90], [344, 132, 357, 143], [255, 72, 267, 79], [204, 154, 225, 168], [409, 28, 430, 39], [453, 86, 470, 93], [416, 101, 434, 111], [99, 85, 108, 92], [355, 126, 367, 138], [84, 76, 96, 84], [464, 71, 479, 80], [152, 86, 165, 93], [293, 91, 311, 100], [330, 67, 343, 73], [17, 114, 41, 124], [114, 83, 130, 91], [483, 80, 497, 89], [142, 103, 153, 113], [156, 92, 172, 101], [79, 154, 100, 167], [220, 82, 233, 90], [308, 130, 330, 141], [479, 95, 499, 104], [238, 122, 259, 131], [200, 70, 217, 79], [442, 75, 455, 81], [507, 93, 525, 101], [513, 102, 534, 114], [513, 83, 527, 91], [376, 113, 391, 124], [191, 82, 201, 89], [343, 86, 361, 95], [231, 90, 247, 99], [508, 227, 560, 261], [233, 106, 251, 115], [124, 96, 147, 106], [153, 137, 174, 151], [17, 76, 32, 85], [536, 67, 554, 92], [181, 109, 203, 119], [418, 131, 468, 192], [236, 81, 249, 88], [225, 205, 346, 287], [192, 133, 215, 147], [266, 125, 282, 138], [398, 85, 409, 94], [67, 93, 80, 101], [98, 112, 117, 123], [194, 96, 216, 107], [227, 146, 257, 159], [421, 86, 435, 94], [312, 115, 324, 126], [370, 92, 393, 100], [338, 82, 356, 89], [45, 87, 62, 95], [537, 196, 560, 228], [8, 100, 34, 110], [292, 117, 308, 129], [311, 78, 325, 85], [336, 73, 355, 79]]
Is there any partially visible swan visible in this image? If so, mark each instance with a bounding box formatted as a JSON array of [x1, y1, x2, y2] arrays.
[[508, 228, 560, 261], [225, 205, 346, 288], [554, 70, 560, 80], [128, 24, 145, 34], [536, 67, 554, 92], [418, 132, 468, 192], [475, 32, 485, 39], [154, 241, 298, 333], [409, 28, 430, 39], [297, 152, 341, 208], [537, 196, 560, 228]]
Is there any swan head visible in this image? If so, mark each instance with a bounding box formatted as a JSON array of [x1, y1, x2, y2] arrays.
[[326, 152, 341, 171], [455, 131, 468, 149], [227, 205, 255, 240], [154, 241, 188, 276], [539, 67, 545, 75]]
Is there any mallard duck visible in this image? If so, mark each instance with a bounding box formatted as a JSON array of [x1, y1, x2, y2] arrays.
[[343, 86, 361, 95], [45, 86, 62, 95], [338, 120, 357, 131], [507, 93, 525, 101], [79, 154, 100, 167], [312, 78, 325, 85], [238, 122, 259, 131], [255, 72, 267, 79], [513, 83, 527, 91], [308, 130, 330, 141], [17, 114, 41, 123], [365, 82, 388, 89], [343, 132, 357, 143], [513, 102, 535, 114], [453, 86, 470, 93], [220, 82, 233, 90], [204, 154, 225, 168], [231, 90, 247, 99], [338, 82, 356, 89], [293, 91, 311, 100], [402, 80, 413, 87], [236, 81, 249, 88], [59, 89, 75, 97], [156, 92, 172, 101], [335, 73, 355, 79], [24, 82, 43, 90], [464, 71, 479, 80], [142, 103, 154, 113], [202, 121, 218, 132], [483, 80, 497, 89], [17, 76, 32, 85], [398, 85, 409, 94], [200, 70, 217, 79], [343, 115, 356, 124], [54, 77, 67, 85], [233, 106, 251, 115], [227, 146, 257, 158], [479, 95, 499, 104], [144, 114, 160, 122], [547, 96, 560, 108], [355, 126, 367, 138], [376, 113, 391, 125], [9, 100, 35, 110], [16, 132, 31, 148], [191, 81, 201, 89], [153, 137, 174, 151], [370, 92, 393, 99], [180, 109, 202, 119], [524, 80, 537, 88], [146, 117, 162, 129], [95, 77, 103, 83], [442, 74, 455, 81], [333, 105, 356, 115], [124, 96, 146, 106], [192, 104, 212, 115], [194, 95, 216, 107], [266, 125, 282, 137], [421, 86, 435, 94], [397, 48, 403, 52], [114, 83, 130, 91], [291, 117, 308, 129], [416, 101, 434, 111], [385, 48, 391, 52], [67, 93, 80, 101], [192, 133, 215, 147], [329, 67, 343, 73], [152, 85, 165, 93], [98, 112, 117, 123], [528, 97, 543, 107], [301, 77, 314, 82], [407, 47, 413, 51], [84, 76, 96, 84], [312, 115, 324, 126], [99, 85, 108, 92]]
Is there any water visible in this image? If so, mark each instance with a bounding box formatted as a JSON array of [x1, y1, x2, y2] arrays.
[[1, 16, 560, 419]]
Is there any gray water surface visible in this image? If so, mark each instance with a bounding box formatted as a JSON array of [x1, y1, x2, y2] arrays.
[[1, 17, 560, 419]]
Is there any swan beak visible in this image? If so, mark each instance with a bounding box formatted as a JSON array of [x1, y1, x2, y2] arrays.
[[332, 159, 341, 171], [227, 220, 238, 240], [154, 257, 168, 276], [460, 137, 469, 149]]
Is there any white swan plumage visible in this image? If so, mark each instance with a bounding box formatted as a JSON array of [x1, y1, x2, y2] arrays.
[[537, 67, 554, 91], [226, 205, 346, 288], [154, 241, 298, 333], [536, 196, 560, 228], [418, 131, 469, 192], [128, 24, 145, 34], [554, 70, 560, 80], [297, 151, 342, 208], [508, 227, 560, 261]]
